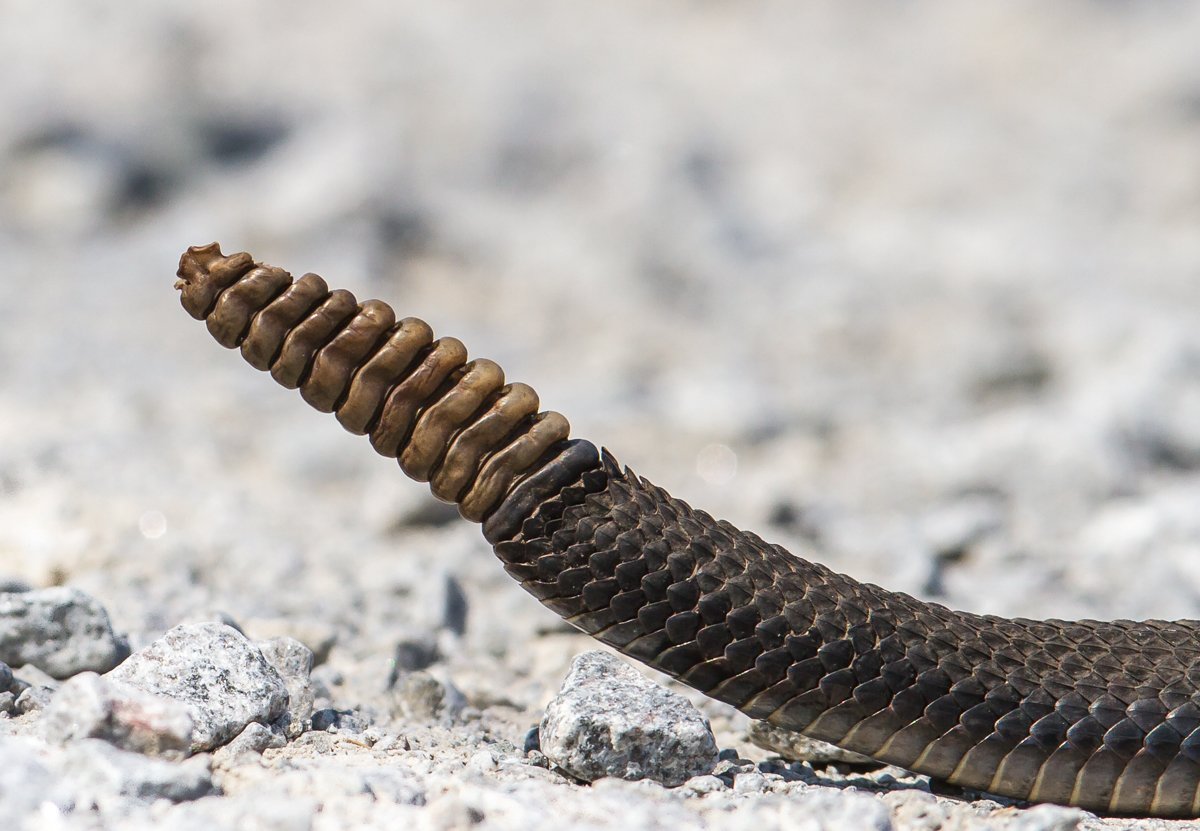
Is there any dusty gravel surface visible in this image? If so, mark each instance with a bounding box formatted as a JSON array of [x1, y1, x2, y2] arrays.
[[2, 2, 1200, 829]]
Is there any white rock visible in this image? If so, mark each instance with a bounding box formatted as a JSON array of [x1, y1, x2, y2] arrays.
[[54, 739, 214, 804], [733, 771, 769, 793], [0, 588, 127, 679], [539, 651, 718, 787], [212, 721, 287, 767], [109, 622, 289, 751], [256, 636, 315, 738], [682, 774, 727, 794], [42, 671, 193, 757]]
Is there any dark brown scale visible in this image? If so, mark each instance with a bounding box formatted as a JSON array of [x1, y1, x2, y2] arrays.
[[459, 410, 570, 521], [175, 243, 1200, 819]]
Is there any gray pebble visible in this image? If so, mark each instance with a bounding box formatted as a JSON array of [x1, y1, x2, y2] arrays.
[[42, 671, 193, 757], [15, 684, 54, 714], [0, 660, 12, 691], [520, 727, 540, 756], [881, 791, 949, 831], [683, 774, 727, 794], [392, 670, 465, 722], [733, 771, 769, 793], [0, 691, 15, 716], [109, 622, 289, 752], [257, 636, 315, 678], [539, 651, 719, 787], [0, 587, 128, 679], [55, 739, 214, 804], [712, 758, 757, 779], [468, 749, 497, 771], [213, 721, 287, 767], [310, 707, 370, 733], [390, 632, 441, 677], [257, 636, 316, 738], [525, 749, 550, 769]]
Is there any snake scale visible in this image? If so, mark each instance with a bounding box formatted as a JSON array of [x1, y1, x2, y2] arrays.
[[175, 243, 1200, 817]]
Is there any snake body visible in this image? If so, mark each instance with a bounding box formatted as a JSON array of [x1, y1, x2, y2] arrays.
[[175, 243, 1200, 817]]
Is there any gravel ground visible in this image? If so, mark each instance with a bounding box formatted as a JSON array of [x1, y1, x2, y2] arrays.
[[2, 2, 1200, 829]]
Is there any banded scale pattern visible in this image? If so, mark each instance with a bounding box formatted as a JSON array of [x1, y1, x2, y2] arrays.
[[176, 244, 1200, 817], [174, 242, 592, 529]]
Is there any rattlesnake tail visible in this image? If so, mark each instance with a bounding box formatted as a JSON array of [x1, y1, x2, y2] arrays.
[[174, 242, 601, 527]]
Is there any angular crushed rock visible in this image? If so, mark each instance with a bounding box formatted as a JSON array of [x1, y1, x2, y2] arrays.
[[212, 721, 287, 766], [55, 739, 214, 804], [109, 622, 289, 752], [540, 651, 719, 786], [256, 636, 315, 739], [42, 671, 194, 757], [0, 588, 128, 679]]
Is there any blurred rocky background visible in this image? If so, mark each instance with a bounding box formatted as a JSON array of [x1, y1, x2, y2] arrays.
[[1, 2, 1199, 829]]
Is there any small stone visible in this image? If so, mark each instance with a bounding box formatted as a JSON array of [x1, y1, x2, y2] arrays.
[[733, 771, 768, 793], [431, 572, 468, 637], [522, 725, 540, 753], [881, 791, 948, 831], [310, 707, 369, 733], [746, 720, 876, 766], [109, 622, 289, 751], [55, 739, 214, 804], [392, 670, 465, 722], [256, 636, 315, 738], [212, 721, 287, 766], [712, 758, 756, 779], [42, 671, 193, 757], [0, 691, 15, 716], [0, 661, 12, 691], [0, 587, 128, 679], [683, 774, 726, 794], [15, 685, 54, 714], [539, 651, 719, 787], [390, 632, 440, 677], [468, 749, 497, 771]]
